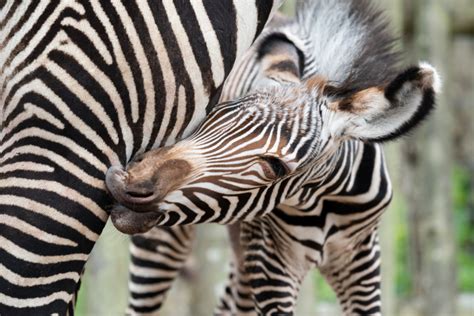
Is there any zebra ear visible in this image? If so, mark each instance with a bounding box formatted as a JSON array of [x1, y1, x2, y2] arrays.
[[328, 62, 441, 142]]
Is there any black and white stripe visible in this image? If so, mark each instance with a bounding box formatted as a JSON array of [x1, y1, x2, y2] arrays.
[[107, 0, 439, 315], [0, 1, 278, 313]]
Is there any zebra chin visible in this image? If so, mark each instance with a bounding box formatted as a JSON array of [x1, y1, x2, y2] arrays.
[[110, 204, 163, 235]]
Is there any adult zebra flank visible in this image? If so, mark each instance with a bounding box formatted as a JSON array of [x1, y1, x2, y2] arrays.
[[0, 0, 281, 314], [106, 0, 440, 315]]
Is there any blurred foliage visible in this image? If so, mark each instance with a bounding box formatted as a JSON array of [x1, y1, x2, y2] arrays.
[[453, 166, 474, 292], [393, 195, 412, 296], [313, 272, 337, 302]]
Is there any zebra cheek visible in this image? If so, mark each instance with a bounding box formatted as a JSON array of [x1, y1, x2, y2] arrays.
[[154, 158, 193, 193]]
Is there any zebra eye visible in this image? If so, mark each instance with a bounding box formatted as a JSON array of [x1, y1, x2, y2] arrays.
[[260, 155, 289, 179]]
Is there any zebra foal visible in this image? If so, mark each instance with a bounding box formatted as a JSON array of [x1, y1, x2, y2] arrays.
[[121, 12, 307, 314], [0, 0, 279, 314], [107, 0, 440, 315]]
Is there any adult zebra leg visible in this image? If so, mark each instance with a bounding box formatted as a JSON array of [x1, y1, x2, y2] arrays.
[[320, 230, 382, 316], [126, 225, 195, 315], [67, 270, 84, 315]]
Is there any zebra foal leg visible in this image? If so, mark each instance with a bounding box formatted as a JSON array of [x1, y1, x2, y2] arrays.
[[126, 225, 195, 315], [241, 221, 311, 316], [215, 223, 255, 316], [320, 230, 382, 316]]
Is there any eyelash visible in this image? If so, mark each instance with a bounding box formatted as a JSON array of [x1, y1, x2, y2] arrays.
[[260, 156, 289, 179]]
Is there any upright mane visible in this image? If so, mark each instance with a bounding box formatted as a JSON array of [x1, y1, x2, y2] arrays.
[[295, 0, 400, 94]]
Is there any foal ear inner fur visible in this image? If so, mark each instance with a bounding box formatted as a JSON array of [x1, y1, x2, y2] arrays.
[[324, 62, 440, 142], [331, 87, 387, 114]]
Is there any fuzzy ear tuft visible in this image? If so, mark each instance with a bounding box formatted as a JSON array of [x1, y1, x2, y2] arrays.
[[418, 61, 442, 93], [327, 62, 440, 142]]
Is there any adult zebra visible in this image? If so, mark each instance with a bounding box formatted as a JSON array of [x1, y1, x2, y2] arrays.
[[107, 0, 440, 314], [0, 1, 280, 314]]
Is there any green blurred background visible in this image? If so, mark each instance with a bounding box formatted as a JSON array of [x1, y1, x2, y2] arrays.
[[76, 0, 474, 315]]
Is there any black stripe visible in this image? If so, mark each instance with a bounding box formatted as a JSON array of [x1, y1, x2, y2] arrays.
[[145, 0, 196, 145], [255, 0, 274, 38], [173, 0, 213, 95], [98, 0, 147, 155], [0, 1, 35, 39], [1, 0, 60, 71], [202, 0, 237, 77]]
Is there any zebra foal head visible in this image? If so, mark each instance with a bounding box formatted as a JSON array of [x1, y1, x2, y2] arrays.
[[106, 62, 440, 233]]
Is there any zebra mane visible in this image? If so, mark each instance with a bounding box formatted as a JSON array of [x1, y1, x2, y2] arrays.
[[294, 0, 400, 95]]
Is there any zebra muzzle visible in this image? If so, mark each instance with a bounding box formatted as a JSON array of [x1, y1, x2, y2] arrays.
[[106, 165, 160, 208]]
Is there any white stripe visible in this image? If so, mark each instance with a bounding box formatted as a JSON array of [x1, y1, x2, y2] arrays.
[[129, 282, 175, 294], [3, 79, 119, 166], [0, 263, 79, 287], [24, 103, 65, 129], [190, 0, 225, 87], [135, 0, 177, 149], [0, 29, 67, 115], [0, 2, 85, 77], [0, 161, 54, 174], [0, 177, 108, 222], [0, 0, 50, 71], [0, 127, 108, 173], [60, 17, 113, 65], [1, 145, 103, 189], [233, 0, 258, 61], [0, 236, 88, 264], [111, 0, 155, 150], [165, 85, 186, 146], [130, 244, 186, 267], [90, 1, 139, 128], [45, 61, 119, 144], [128, 294, 165, 308], [0, 214, 77, 247], [54, 41, 134, 160], [1, 103, 64, 141], [0, 1, 31, 45], [0, 195, 100, 241], [0, 1, 17, 24], [129, 264, 179, 279], [0, 291, 72, 308], [163, 0, 209, 139]]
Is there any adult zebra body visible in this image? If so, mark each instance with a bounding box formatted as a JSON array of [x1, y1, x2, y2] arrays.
[[107, 1, 440, 315], [0, 1, 279, 313]]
